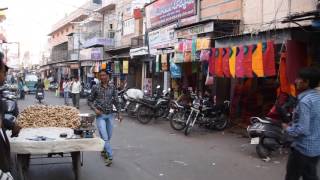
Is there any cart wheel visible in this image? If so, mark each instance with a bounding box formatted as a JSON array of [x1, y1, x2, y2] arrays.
[[71, 152, 81, 180], [16, 154, 30, 180]]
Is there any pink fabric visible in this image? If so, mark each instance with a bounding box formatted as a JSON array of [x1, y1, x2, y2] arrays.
[[236, 46, 245, 78]]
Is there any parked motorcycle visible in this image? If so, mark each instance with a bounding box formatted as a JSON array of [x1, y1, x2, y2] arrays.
[[136, 86, 171, 124], [1, 87, 20, 137], [124, 88, 144, 117], [184, 97, 230, 136], [247, 93, 296, 159], [168, 100, 190, 131]]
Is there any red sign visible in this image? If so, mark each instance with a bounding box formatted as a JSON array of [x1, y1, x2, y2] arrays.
[[146, 0, 196, 29]]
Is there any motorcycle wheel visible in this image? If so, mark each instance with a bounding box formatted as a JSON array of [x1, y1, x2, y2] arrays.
[[170, 111, 187, 131], [256, 143, 272, 159], [214, 114, 229, 131], [137, 106, 153, 124], [184, 118, 193, 136]]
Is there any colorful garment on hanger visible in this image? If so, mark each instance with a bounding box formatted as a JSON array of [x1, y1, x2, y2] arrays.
[[114, 61, 120, 74], [262, 41, 276, 77], [101, 63, 107, 70], [229, 47, 236, 78], [185, 40, 192, 51], [184, 52, 192, 62], [161, 54, 168, 71], [192, 37, 197, 60], [215, 48, 224, 77], [175, 53, 184, 63], [279, 52, 296, 96], [243, 45, 253, 78], [170, 62, 182, 78], [209, 48, 216, 75], [252, 42, 264, 77], [201, 38, 211, 49], [221, 48, 230, 77], [236, 46, 245, 78], [196, 39, 202, 50], [123, 61, 129, 74]]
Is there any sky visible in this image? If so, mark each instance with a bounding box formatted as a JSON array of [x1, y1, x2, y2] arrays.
[[0, 0, 88, 65]]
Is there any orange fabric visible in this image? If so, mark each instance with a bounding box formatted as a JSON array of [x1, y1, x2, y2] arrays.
[[101, 63, 107, 70], [279, 52, 296, 97], [262, 41, 276, 77], [214, 48, 224, 77], [252, 43, 264, 77], [229, 47, 236, 78]]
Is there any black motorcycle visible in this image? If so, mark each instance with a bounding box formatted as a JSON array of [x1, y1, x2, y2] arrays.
[[184, 97, 230, 136], [247, 95, 296, 158], [35, 91, 44, 103], [136, 86, 171, 124], [1, 88, 20, 137]]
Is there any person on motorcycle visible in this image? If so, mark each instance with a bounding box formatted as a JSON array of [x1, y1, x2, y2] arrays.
[[282, 67, 320, 180], [177, 88, 192, 107], [34, 79, 45, 97]]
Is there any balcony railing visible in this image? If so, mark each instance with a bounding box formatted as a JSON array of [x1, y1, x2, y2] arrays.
[[131, 35, 146, 48]]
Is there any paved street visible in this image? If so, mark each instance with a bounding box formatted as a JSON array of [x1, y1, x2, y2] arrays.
[[14, 92, 288, 180]]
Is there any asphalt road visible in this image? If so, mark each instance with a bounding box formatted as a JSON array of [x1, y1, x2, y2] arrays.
[[12, 92, 289, 180]]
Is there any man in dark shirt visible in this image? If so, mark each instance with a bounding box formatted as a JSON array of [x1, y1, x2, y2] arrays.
[[89, 70, 122, 166]]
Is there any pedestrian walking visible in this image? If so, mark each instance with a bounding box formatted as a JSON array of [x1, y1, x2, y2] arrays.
[[89, 70, 122, 166], [71, 77, 81, 109], [17, 77, 25, 99], [63, 78, 71, 105], [283, 67, 320, 180]]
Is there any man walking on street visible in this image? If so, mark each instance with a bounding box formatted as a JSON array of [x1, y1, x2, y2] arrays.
[[89, 70, 122, 166], [63, 78, 71, 105], [71, 77, 81, 109], [283, 67, 320, 180]]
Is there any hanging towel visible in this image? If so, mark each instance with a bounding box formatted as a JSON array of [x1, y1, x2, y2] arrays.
[[236, 46, 245, 78], [192, 37, 197, 60], [252, 42, 264, 77], [215, 48, 224, 77], [101, 63, 107, 70], [262, 41, 276, 77], [201, 38, 211, 49], [209, 48, 216, 75], [286, 40, 308, 84], [229, 47, 237, 78], [114, 61, 120, 74], [221, 48, 230, 77], [175, 52, 184, 63], [243, 45, 253, 78]]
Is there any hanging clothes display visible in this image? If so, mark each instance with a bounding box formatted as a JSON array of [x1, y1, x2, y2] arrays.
[[200, 49, 211, 62], [222, 48, 231, 77], [191, 37, 197, 61], [175, 53, 184, 63], [114, 61, 120, 75], [262, 41, 276, 77], [123, 61, 129, 74], [161, 53, 168, 71], [107, 62, 112, 74], [229, 47, 237, 78], [184, 52, 192, 62], [214, 48, 224, 77], [170, 61, 182, 79], [156, 55, 160, 72], [196, 38, 202, 50], [286, 40, 308, 84], [208, 48, 215, 75], [185, 40, 192, 51], [242, 45, 253, 78], [101, 63, 107, 70], [252, 42, 264, 77], [235, 46, 245, 78], [279, 52, 296, 96]]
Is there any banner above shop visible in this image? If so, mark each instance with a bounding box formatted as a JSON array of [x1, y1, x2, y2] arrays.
[[80, 47, 104, 61], [83, 37, 114, 49], [130, 46, 149, 58], [176, 21, 214, 38], [148, 24, 177, 54], [145, 0, 196, 29]]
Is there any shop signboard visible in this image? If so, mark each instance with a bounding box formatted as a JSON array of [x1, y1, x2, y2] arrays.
[[176, 21, 214, 38], [91, 47, 104, 60], [83, 37, 114, 48], [148, 24, 177, 54], [145, 0, 196, 29], [130, 46, 149, 57], [80, 48, 91, 61]]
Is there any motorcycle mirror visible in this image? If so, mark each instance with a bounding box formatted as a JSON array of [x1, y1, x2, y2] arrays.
[[156, 85, 160, 89], [168, 88, 171, 92], [162, 90, 166, 94]]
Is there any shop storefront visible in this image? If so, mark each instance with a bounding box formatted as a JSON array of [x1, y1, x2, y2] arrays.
[[214, 27, 320, 126]]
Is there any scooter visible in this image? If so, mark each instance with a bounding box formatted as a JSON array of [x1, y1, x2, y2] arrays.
[[247, 94, 296, 159]]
